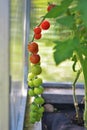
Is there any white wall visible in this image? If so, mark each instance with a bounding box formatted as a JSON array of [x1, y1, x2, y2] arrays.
[[0, 0, 10, 130]]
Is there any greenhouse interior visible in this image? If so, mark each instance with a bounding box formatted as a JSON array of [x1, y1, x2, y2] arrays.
[[0, 0, 87, 130]]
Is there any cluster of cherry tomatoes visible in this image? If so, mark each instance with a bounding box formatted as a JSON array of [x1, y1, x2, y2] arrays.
[[27, 3, 55, 124]]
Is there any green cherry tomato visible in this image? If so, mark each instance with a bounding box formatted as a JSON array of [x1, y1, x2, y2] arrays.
[[33, 78, 42, 87], [34, 86, 44, 95], [34, 96, 45, 105], [29, 118, 36, 124], [30, 111, 38, 118], [28, 89, 35, 96], [31, 65, 42, 75], [36, 113, 43, 121], [28, 80, 34, 88], [30, 103, 39, 111], [28, 72, 35, 80], [38, 106, 45, 113]]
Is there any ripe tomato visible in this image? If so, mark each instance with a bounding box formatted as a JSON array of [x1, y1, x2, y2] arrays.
[[41, 20, 50, 30], [47, 4, 56, 12], [34, 26, 41, 34], [28, 42, 38, 54], [30, 54, 40, 64], [34, 33, 42, 40]]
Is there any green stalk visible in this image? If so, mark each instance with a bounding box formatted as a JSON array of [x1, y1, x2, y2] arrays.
[[72, 69, 82, 120], [77, 53, 87, 129], [81, 61, 87, 129]]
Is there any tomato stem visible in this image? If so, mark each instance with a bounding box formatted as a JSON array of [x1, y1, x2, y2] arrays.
[[72, 68, 82, 120]]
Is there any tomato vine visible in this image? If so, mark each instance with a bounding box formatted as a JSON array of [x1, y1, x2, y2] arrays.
[[27, 11, 51, 123]]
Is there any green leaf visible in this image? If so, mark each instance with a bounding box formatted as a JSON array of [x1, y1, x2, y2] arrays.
[[79, 44, 87, 57], [56, 15, 74, 28], [61, 0, 73, 8], [45, 5, 65, 18], [45, 0, 73, 18], [53, 37, 79, 65], [77, 0, 87, 26]]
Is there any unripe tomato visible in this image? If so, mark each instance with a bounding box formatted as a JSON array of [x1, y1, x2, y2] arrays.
[[38, 106, 45, 113], [30, 103, 38, 111], [28, 80, 34, 88], [34, 86, 43, 95], [31, 65, 42, 75], [34, 96, 45, 105], [30, 111, 38, 118], [33, 78, 42, 87], [35, 113, 43, 121], [27, 72, 35, 80], [28, 89, 35, 96]]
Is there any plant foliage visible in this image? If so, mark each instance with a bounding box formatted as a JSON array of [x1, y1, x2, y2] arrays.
[[45, 0, 73, 18], [44, 0, 87, 128], [53, 37, 79, 64]]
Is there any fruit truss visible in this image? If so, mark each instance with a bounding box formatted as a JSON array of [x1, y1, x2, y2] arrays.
[[27, 9, 50, 124]]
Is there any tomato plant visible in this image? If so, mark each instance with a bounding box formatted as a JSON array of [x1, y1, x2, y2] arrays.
[[43, 0, 87, 128], [27, 0, 87, 128]]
